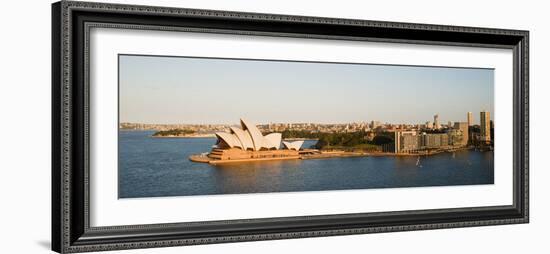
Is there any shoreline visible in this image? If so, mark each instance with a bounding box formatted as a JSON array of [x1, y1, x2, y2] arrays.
[[190, 146, 482, 164]]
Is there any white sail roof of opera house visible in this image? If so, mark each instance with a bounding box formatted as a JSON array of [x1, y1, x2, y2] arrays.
[[215, 132, 242, 149], [229, 126, 254, 150], [282, 140, 304, 151], [215, 118, 286, 151], [240, 118, 267, 150], [264, 133, 282, 149]]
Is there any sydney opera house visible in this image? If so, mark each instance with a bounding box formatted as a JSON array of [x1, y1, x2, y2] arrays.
[[190, 118, 305, 163]]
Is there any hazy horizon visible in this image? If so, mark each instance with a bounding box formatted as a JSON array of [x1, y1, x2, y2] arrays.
[[119, 55, 494, 125]]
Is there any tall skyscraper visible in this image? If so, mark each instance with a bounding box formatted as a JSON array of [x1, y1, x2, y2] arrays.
[[480, 111, 491, 143], [467, 112, 473, 126], [434, 114, 440, 129]]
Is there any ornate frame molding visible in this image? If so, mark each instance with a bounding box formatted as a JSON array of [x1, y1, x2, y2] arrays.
[[52, 1, 529, 253]]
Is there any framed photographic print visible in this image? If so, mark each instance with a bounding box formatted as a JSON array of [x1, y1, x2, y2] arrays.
[[51, 1, 529, 253]]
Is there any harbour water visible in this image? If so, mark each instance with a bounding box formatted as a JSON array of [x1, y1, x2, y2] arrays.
[[119, 130, 494, 198]]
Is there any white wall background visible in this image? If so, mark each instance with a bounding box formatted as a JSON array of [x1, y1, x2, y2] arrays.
[[0, 0, 547, 253]]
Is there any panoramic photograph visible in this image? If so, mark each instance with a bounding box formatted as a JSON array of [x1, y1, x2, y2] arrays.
[[118, 54, 494, 199]]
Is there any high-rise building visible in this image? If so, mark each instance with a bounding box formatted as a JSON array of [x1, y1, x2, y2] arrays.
[[467, 112, 473, 126], [434, 114, 440, 129], [453, 122, 469, 146], [480, 111, 491, 143]]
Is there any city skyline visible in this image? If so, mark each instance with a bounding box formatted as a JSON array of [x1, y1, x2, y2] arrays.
[[119, 55, 494, 124], [119, 111, 492, 126], [120, 110, 493, 137]]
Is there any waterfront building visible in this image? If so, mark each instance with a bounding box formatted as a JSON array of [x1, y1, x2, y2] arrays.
[[403, 134, 420, 153], [453, 122, 469, 146], [480, 111, 491, 143], [394, 130, 418, 153], [447, 129, 464, 146], [467, 112, 473, 126], [440, 134, 449, 148], [421, 133, 449, 149], [434, 114, 441, 129], [469, 125, 481, 144], [205, 118, 306, 161], [395, 130, 460, 153], [215, 118, 291, 151]]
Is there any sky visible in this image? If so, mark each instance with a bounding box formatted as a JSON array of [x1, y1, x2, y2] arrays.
[[119, 54, 494, 125]]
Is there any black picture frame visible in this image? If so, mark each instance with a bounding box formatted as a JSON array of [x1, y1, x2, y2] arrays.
[[52, 1, 529, 253]]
